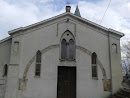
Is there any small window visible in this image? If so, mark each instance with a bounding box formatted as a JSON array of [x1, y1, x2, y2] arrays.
[[35, 50, 41, 76], [3, 64, 8, 77], [112, 43, 117, 53], [92, 52, 97, 64], [92, 52, 97, 78], [68, 39, 75, 60], [61, 39, 67, 60], [14, 41, 19, 53]]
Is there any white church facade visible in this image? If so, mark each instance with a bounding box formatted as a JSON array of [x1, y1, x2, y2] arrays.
[[0, 6, 124, 98]]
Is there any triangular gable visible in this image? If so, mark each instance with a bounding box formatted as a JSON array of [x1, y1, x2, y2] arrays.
[[8, 12, 124, 37]]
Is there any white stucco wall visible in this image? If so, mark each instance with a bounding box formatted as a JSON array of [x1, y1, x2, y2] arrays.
[[109, 34, 122, 94], [0, 38, 11, 98], [3, 13, 123, 98], [16, 20, 111, 98]]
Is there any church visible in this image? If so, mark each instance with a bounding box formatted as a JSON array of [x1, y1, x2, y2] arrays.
[[0, 6, 124, 98]]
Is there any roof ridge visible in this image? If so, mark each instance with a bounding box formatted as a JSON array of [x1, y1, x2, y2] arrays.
[[8, 12, 124, 37]]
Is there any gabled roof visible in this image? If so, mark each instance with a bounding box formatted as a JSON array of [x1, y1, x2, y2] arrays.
[[8, 12, 124, 37], [0, 36, 11, 44]]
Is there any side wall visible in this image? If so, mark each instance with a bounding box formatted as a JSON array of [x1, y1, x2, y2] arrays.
[[109, 33, 123, 94], [5, 35, 22, 98], [0, 38, 12, 98]]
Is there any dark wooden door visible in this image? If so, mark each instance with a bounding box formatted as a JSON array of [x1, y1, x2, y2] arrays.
[[57, 66, 76, 98]]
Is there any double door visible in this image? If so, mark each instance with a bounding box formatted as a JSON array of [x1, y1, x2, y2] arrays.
[[57, 66, 76, 98]]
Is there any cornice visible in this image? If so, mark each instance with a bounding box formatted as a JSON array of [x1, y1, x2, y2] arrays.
[[0, 36, 12, 44], [8, 12, 124, 38], [68, 13, 124, 37]]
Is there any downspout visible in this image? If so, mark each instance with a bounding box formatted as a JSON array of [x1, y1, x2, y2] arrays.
[[108, 32, 113, 95]]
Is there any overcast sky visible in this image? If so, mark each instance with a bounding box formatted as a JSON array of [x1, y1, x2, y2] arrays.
[[0, 0, 130, 42]]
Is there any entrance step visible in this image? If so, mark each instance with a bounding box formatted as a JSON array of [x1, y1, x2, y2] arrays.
[[107, 89, 130, 98]]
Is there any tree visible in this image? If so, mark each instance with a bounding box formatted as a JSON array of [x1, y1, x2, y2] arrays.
[[121, 41, 130, 87]]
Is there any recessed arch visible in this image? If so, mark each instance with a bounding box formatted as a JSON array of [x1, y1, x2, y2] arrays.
[[60, 30, 75, 60], [22, 45, 107, 80], [22, 44, 59, 80], [21, 44, 108, 91], [60, 30, 75, 43], [112, 43, 117, 53], [13, 41, 19, 53]]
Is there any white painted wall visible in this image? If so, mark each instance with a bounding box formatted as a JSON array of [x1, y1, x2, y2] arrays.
[[0, 39, 11, 98], [109, 34, 122, 94], [17, 20, 111, 98], [1, 14, 123, 98]]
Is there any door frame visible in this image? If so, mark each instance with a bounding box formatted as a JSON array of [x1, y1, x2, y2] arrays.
[[57, 66, 76, 98]]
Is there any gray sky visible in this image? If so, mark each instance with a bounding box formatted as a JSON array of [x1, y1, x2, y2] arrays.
[[0, 0, 130, 42]]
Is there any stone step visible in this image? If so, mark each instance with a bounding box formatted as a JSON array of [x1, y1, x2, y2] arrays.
[[117, 92, 128, 96], [107, 89, 130, 98], [114, 94, 126, 98]]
